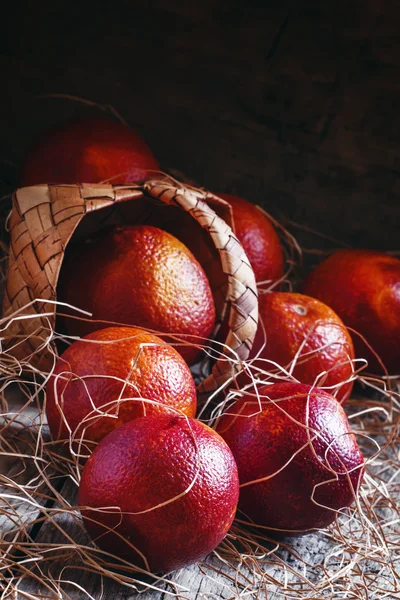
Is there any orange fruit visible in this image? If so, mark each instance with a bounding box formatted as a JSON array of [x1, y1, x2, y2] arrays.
[[79, 414, 239, 573], [216, 382, 365, 535], [303, 250, 400, 374], [46, 326, 197, 446], [21, 115, 159, 185], [217, 193, 284, 284], [57, 225, 216, 364], [242, 292, 355, 404]]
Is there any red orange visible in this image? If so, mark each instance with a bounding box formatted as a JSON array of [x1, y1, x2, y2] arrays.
[[58, 225, 216, 364], [164, 192, 284, 287], [303, 250, 400, 374], [46, 326, 197, 447], [79, 415, 239, 572], [21, 115, 159, 185], [217, 193, 284, 284], [217, 382, 365, 534], [242, 292, 355, 404]]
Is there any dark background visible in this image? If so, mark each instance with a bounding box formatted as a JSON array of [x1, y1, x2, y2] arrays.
[[1, 0, 399, 251]]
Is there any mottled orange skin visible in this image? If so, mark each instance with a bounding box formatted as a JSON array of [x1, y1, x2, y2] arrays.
[[218, 194, 284, 284], [21, 115, 160, 185], [79, 415, 239, 573], [243, 292, 355, 404], [217, 383, 365, 535], [58, 225, 216, 364], [303, 250, 400, 374], [46, 327, 197, 446]]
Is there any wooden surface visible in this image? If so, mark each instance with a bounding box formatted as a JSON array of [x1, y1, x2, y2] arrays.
[[1, 1, 400, 250], [1, 1, 400, 598]]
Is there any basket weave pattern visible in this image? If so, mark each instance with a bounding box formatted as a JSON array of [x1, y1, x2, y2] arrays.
[[3, 180, 258, 392]]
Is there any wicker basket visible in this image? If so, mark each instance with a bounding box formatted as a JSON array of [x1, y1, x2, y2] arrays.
[[2, 178, 258, 393]]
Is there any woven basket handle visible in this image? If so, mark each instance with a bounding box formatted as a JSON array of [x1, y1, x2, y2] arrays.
[[4, 179, 258, 392], [143, 181, 258, 393]]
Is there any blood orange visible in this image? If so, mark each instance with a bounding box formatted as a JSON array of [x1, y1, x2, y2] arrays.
[[164, 192, 284, 288], [46, 326, 197, 447], [79, 414, 239, 572], [242, 292, 355, 404], [303, 250, 400, 374], [217, 193, 284, 285], [21, 115, 159, 185], [58, 225, 216, 364], [217, 382, 365, 534]]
